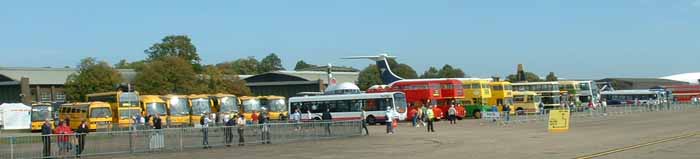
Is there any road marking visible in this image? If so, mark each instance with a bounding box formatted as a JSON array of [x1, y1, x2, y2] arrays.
[[574, 132, 698, 159]]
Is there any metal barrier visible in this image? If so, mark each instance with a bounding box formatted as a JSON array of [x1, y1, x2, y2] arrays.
[[478, 102, 700, 127], [0, 120, 362, 159]]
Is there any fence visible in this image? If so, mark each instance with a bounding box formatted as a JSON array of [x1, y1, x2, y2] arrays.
[[0, 120, 362, 159], [478, 102, 700, 127]]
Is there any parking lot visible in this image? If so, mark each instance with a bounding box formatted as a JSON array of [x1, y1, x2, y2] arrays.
[[107, 105, 700, 159]]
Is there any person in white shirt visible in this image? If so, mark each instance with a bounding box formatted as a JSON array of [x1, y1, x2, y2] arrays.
[[202, 114, 211, 149], [385, 107, 394, 134]]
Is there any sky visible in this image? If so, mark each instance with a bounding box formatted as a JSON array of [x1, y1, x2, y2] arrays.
[[1, 0, 699, 79]]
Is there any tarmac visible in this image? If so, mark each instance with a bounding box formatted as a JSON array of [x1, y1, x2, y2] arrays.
[[108, 106, 700, 159]]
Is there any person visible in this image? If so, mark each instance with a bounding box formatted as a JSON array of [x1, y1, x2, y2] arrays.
[[54, 120, 74, 156], [145, 114, 152, 128], [150, 113, 164, 150], [322, 108, 333, 135], [41, 119, 52, 159], [602, 99, 608, 114], [417, 105, 424, 128], [503, 104, 511, 122], [236, 113, 246, 146], [202, 114, 211, 149], [411, 106, 418, 127], [76, 120, 89, 157], [491, 105, 499, 122], [539, 102, 545, 115], [259, 108, 271, 144], [251, 110, 259, 124], [361, 109, 369, 135], [426, 105, 435, 133], [211, 112, 218, 126], [225, 115, 235, 147], [153, 114, 162, 129], [448, 105, 457, 124], [385, 107, 394, 134], [421, 102, 429, 127], [64, 117, 71, 127], [292, 108, 302, 131], [223, 113, 230, 125]]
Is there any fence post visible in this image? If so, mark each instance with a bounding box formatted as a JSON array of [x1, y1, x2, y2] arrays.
[[129, 131, 134, 154], [10, 136, 15, 159], [179, 129, 183, 151]]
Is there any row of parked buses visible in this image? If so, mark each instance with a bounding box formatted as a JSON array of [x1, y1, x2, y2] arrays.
[[32, 91, 289, 132]]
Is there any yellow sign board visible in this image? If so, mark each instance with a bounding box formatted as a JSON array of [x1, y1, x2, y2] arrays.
[[548, 109, 570, 132]]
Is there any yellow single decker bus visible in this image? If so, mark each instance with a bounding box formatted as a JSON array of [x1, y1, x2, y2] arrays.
[[57, 102, 113, 130], [209, 93, 240, 120], [461, 79, 492, 118], [86, 91, 142, 128], [188, 94, 213, 126], [488, 81, 514, 111], [258, 96, 288, 120], [140, 95, 168, 122], [162, 95, 192, 126], [239, 96, 259, 121], [512, 91, 542, 114], [31, 103, 55, 131]]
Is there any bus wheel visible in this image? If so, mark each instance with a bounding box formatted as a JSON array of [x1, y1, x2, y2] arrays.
[[313, 117, 321, 121], [367, 116, 377, 125], [474, 111, 482, 119], [457, 116, 463, 120]]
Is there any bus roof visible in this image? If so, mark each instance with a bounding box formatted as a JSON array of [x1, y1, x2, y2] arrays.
[[461, 79, 490, 84], [61, 102, 111, 108], [209, 93, 236, 97], [140, 95, 165, 103], [289, 92, 402, 103], [188, 94, 210, 99], [258, 96, 285, 100]]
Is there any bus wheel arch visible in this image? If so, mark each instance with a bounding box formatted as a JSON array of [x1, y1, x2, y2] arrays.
[[366, 115, 377, 125]]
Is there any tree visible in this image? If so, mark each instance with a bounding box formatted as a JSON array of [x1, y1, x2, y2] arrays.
[[144, 35, 201, 71], [64, 57, 123, 101], [294, 60, 317, 71], [114, 59, 147, 71], [506, 72, 542, 82], [357, 64, 382, 90], [545, 72, 558, 81], [437, 64, 466, 78], [216, 56, 260, 75], [193, 66, 251, 95], [258, 53, 285, 73], [133, 56, 198, 95], [420, 67, 440, 78]]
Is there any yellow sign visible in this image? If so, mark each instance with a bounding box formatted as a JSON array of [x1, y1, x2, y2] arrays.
[[548, 109, 570, 133]]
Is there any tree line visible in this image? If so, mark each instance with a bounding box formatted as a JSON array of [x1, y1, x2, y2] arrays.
[[64, 35, 560, 101]]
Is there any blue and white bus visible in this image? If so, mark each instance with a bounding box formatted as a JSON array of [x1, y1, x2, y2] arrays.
[[601, 90, 667, 105]]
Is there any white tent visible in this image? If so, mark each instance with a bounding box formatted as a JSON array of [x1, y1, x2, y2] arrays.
[[0, 103, 32, 130]]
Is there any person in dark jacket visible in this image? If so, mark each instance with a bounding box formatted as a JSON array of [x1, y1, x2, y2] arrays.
[[76, 120, 89, 157], [153, 114, 162, 130], [322, 108, 333, 135], [258, 108, 271, 144], [225, 115, 235, 147], [41, 119, 52, 159]]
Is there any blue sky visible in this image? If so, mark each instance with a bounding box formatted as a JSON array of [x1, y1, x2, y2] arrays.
[[1, 0, 699, 79]]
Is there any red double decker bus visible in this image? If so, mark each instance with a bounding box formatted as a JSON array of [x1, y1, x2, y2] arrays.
[[367, 79, 465, 121]]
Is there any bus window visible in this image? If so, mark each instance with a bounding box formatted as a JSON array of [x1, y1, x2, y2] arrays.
[[514, 95, 525, 103], [394, 93, 407, 113], [90, 107, 112, 118]]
